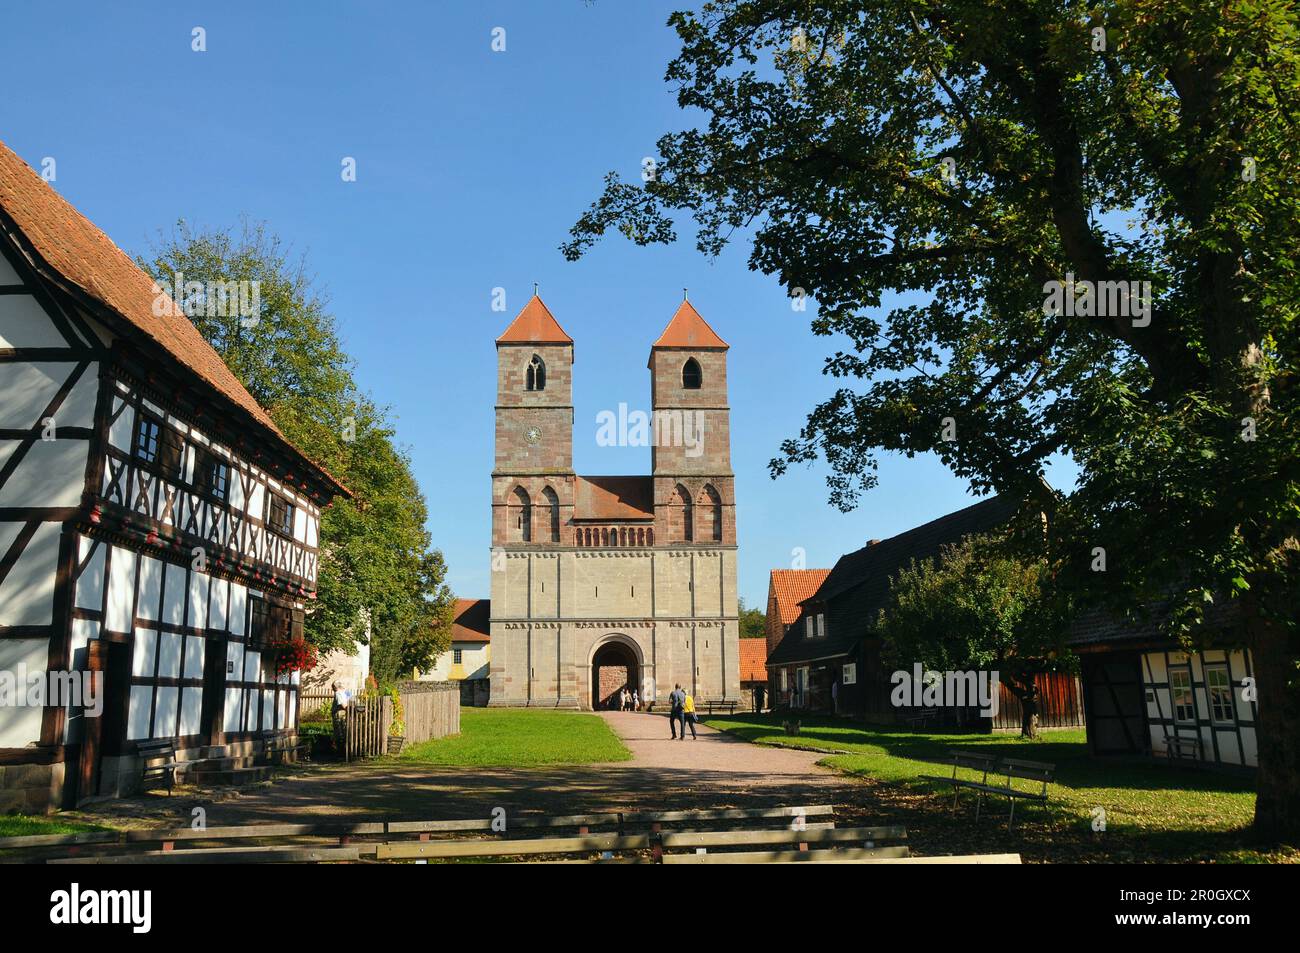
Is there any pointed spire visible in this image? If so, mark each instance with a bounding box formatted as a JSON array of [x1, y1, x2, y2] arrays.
[[497, 293, 572, 344], [653, 298, 728, 349]]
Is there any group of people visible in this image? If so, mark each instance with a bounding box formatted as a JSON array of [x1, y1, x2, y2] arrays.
[[613, 687, 643, 711], [667, 683, 698, 740]]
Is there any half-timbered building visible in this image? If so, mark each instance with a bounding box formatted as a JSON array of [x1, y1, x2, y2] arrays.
[[0, 140, 347, 811], [1069, 602, 1256, 768]]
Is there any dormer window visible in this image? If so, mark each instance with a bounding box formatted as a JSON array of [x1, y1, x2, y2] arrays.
[[682, 357, 702, 389], [526, 354, 546, 391]]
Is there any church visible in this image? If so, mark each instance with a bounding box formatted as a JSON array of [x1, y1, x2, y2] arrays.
[[489, 295, 741, 709]]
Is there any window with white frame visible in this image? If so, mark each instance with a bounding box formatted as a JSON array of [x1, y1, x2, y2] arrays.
[[779, 669, 788, 691], [816, 613, 826, 639], [1205, 665, 1235, 724], [1169, 667, 1195, 724], [842, 662, 857, 685], [805, 616, 814, 638]]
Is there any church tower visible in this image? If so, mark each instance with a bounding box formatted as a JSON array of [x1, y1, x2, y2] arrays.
[[649, 299, 735, 547]]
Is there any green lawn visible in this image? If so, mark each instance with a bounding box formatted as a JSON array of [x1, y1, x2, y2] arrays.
[[705, 713, 1294, 862], [400, 708, 632, 767], [0, 815, 108, 839]]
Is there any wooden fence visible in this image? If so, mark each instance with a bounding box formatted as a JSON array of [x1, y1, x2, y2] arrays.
[[343, 696, 393, 761], [991, 673, 1085, 731], [398, 681, 460, 744]]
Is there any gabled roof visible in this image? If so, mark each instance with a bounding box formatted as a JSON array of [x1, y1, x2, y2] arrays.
[[573, 476, 654, 520], [0, 139, 346, 495], [653, 299, 728, 349], [1067, 598, 1241, 650], [767, 569, 832, 626], [497, 294, 572, 344], [767, 495, 1021, 666], [739, 639, 768, 682], [451, 598, 491, 643]]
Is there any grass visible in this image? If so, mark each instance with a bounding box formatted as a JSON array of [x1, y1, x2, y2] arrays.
[[704, 713, 1296, 863], [400, 708, 632, 767], [0, 814, 109, 839]]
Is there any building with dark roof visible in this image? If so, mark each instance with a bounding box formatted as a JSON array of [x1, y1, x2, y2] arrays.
[[0, 139, 349, 811], [1067, 600, 1255, 767], [488, 296, 740, 709], [766, 495, 1083, 730]]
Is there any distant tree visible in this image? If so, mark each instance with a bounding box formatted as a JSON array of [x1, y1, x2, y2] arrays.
[[139, 220, 454, 679], [738, 596, 766, 639], [876, 535, 1073, 738]]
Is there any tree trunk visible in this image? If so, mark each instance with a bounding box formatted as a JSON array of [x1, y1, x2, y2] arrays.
[[1246, 597, 1300, 843], [1007, 677, 1040, 739]]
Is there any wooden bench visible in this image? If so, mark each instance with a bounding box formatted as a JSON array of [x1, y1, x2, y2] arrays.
[[971, 758, 1056, 829], [262, 734, 306, 765], [137, 740, 199, 795], [1164, 732, 1203, 761], [903, 706, 940, 728], [919, 749, 999, 812], [703, 699, 738, 716]]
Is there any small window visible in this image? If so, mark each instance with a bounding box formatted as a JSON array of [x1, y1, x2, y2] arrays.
[[1206, 666, 1235, 724], [267, 493, 295, 537], [133, 416, 161, 463], [842, 663, 857, 685], [453, 649, 463, 665], [197, 450, 230, 502], [682, 357, 702, 389], [805, 616, 814, 639], [1169, 667, 1195, 724], [526, 354, 546, 391]]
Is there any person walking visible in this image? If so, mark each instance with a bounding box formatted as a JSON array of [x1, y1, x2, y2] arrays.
[[669, 683, 685, 739], [632, 689, 640, 711], [330, 680, 351, 753], [682, 691, 698, 740]]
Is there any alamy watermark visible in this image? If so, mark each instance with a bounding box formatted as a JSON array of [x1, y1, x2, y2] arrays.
[[596, 403, 704, 458], [890, 663, 1000, 717], [151, 270, 261, 326], [1042, 273, 1151, 327], [0, 665, 102, 717]]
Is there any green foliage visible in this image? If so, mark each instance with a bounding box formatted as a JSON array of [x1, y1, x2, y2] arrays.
[[738, 595, 767, 638], [138, 220, 454, 679], [564, 0, 1299, 629], [875, 534, 1075, 690]]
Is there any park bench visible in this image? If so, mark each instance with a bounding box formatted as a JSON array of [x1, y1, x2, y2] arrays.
[[921, 751, 1055, 829], [261, 733, 306, 765], [137, 740, 200, 795], [1163, 731, 1203, 762], [975, 758, 1056, 830], [903, 706, 940, 728], [919, 749, 999, 812], [703, 699, 738, 716]]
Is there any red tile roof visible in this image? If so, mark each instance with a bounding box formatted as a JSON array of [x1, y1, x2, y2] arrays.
[[653, 300, 728, 349], [768, 569, 832, 625], [497, 295, 572, 344], [0, 139, 347, 495], [739, 638, 768, 683], [451, 599, 490, 643], [573, 476, 654, 520]]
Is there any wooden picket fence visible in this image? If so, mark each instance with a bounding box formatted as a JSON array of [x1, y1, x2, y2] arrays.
[[399, 681, 460, 744], [344, 696, 393, 761]]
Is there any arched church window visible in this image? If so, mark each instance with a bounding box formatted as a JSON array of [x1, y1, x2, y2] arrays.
[[698, 483, 722, 542], [526, 354, 546, 391], [511, 486, 531, 543], [682, 357, 702, 389], [674, 484, 693, 542], [542, 486, 560, 542]]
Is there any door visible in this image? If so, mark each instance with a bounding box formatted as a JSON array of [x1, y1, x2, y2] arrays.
[[1081, 653, 1149, 755]]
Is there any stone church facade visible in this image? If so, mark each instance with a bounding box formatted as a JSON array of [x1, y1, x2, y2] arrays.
[[488, 295, 741, 709]]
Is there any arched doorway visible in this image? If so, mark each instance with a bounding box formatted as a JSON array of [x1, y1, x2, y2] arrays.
[[591, 639, 640, 710]]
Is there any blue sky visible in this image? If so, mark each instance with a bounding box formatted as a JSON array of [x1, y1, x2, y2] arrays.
[[1, 1, 1074, 608]]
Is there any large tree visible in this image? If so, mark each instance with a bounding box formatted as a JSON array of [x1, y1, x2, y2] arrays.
[[565, 2, 1299, 840], [139, 221, 454, 681]]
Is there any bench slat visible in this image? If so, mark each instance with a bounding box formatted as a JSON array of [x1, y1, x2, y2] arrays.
[[124, 822, 385, 842], [50, 846, 360, 864], [377, 833, 652, 860], [659, 826, 904, 849], [663, 846, 910, 864]]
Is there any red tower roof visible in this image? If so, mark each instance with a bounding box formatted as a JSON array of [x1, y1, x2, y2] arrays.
[[653, 300, 728, 349], [497, 295, 573, 344]]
